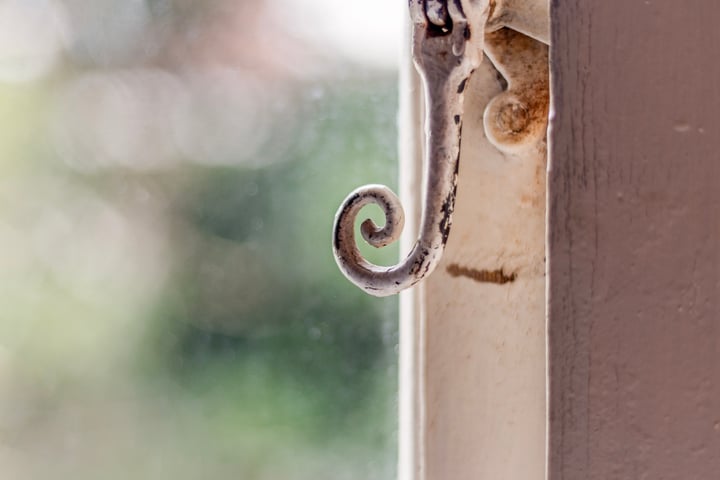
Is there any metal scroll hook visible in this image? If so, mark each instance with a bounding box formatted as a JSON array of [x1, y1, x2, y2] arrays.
[[331, 0, 487, 297]]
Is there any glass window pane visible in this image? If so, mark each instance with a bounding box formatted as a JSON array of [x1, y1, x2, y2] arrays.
[[0, 1, 401, 478]]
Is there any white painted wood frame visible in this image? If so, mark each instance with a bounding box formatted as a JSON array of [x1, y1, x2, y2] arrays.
[[397, 8, 548, 480]]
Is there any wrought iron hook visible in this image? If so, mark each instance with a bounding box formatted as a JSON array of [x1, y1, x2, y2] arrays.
[[332, 0, 487, 297]]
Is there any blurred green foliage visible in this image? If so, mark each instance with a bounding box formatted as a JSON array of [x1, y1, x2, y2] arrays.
[[0, 1, 399, 478], [137, 76, 401, 452]]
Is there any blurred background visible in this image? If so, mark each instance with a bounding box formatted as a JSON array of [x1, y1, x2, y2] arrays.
[[0, 0, 402, 478]]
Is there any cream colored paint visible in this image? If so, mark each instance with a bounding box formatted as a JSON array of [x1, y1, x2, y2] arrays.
[[425, 60, 547, 480], [398, 24, 548, 480]]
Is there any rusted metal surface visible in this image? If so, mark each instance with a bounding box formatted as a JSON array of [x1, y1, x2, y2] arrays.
[[483, 28, 549, 154], [332, 0, 549, 297]]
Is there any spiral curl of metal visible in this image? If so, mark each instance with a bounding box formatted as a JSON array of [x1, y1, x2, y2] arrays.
[[332, 0, 486, 296]]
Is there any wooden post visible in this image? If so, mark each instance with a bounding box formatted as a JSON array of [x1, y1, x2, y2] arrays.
[[548, 1, 720, 478]]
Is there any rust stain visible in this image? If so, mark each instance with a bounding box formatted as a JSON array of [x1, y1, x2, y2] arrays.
[[483, 28, 550, 149], [446, 263, 517, 285]]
